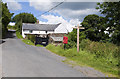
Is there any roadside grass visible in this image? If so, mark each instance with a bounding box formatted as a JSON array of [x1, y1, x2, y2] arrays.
[[16, 31, 23, 39], [16, 31, 44, 47], [46, 44, 119, 77], [16, 31, 119, 77], [22, 39, 35, 45], [36, 44, 44, 47]]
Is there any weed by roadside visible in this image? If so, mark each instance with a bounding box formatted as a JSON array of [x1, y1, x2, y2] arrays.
[[46, 44, 119, 77]]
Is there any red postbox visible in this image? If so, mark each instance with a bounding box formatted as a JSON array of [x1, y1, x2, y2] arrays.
[[63, 36, 68, 44]]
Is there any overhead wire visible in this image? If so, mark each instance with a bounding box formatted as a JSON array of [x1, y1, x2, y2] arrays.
[[36, 1, 65, 17], [36, 0, 70, 33]]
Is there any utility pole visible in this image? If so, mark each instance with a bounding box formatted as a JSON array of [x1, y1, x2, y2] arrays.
[[77, 24, 79, 52], [73, 24, 85, 52]]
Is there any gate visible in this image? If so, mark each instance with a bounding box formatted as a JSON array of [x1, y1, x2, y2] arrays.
[[35, 36, 49, 46]]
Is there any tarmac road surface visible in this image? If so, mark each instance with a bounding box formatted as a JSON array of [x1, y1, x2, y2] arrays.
[[2, 30, 85, 77]]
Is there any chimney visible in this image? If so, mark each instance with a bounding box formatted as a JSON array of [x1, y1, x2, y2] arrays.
[[37, 20, 39, 24]]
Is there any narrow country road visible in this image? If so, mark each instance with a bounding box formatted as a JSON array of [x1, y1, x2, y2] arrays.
[[2, 30, 85, 77]]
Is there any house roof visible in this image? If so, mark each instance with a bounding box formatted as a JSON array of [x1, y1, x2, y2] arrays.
[[22, 23, 61, 31]]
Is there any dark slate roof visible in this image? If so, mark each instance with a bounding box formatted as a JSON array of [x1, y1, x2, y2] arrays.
[[22, 23, 61, 31]]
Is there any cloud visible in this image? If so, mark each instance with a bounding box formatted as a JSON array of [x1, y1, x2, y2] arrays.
[[2, 0, 22, 11], [55, 2, 97, 10], [39, 15, 81, 33], [28, 2, 100, 20], [29, 0, 53, 11], [69, 19, 81, 25], [54, 8, 99, 20], [53, 2, 101, 20]]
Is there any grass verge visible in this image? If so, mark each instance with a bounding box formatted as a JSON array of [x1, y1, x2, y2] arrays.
[[22, 39, 35, 45], [16, 31, 23, 39], [36, 44, 44, 47], [16, 31, 44, 47], [46, 44, 119, 77]]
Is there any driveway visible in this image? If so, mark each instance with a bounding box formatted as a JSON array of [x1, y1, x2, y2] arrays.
[[2, 31, 85, 77]]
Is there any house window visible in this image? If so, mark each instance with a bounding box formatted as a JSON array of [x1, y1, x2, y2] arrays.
[[29, 30, 33, 33]]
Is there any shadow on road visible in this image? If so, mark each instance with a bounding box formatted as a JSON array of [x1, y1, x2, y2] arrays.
[[0, 30, 16, 44], [5, 30, 16, 39], [0, 40, 5, 44], [2, 40, 5, 43]]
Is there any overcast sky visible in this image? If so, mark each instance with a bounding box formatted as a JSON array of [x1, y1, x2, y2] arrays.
[[2, 0, 104, 33]]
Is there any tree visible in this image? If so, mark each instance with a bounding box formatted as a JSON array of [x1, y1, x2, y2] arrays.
[[0, 2, 2, 40], [81, 14, 109, 42], [12, 13, 37, 23], [1, 2, 13, 38], [0, 18, 2, 40], [96, 2, 120, 45], [12, 13, 37, 33], [15, 19, 22, 34]]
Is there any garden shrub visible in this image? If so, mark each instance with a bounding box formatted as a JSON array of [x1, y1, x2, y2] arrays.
[[26, 35, 36, 43]]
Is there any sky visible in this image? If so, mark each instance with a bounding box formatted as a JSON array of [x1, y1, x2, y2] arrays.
[[2, 0, 104, 33]]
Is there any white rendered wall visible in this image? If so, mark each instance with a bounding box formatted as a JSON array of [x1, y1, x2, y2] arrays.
[[8, 22, 15, 26], [32, 31, 54, 34], [22, 29, 54, 38], [22, 30, 29, 38]]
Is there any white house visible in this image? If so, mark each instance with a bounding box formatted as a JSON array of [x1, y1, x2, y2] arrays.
[[8, 22, 15, 26], [22, 23, 61, 38]]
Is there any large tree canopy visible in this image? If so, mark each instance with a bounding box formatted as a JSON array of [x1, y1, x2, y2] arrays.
[[12, 13, 37, 34], [96, 2, 120, 45], [1, 2, 13, 38], [81, 14, 109, 42], [12, 13, 37, 23]]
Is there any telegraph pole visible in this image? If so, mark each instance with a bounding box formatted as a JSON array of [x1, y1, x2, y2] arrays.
[[73, 24, 85, 52], [77, 24, 79, 52]]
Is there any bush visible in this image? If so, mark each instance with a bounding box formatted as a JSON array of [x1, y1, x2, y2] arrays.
[[15, 19, 22, 34], [80, 39, 120, 59], [26, 35, 36, 43], [79, 39, 91, 50], [65, 41, 76, 49], [16, 31, 23, 39], [7, 25, 16, 30], [65, 29, 86, 49]]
